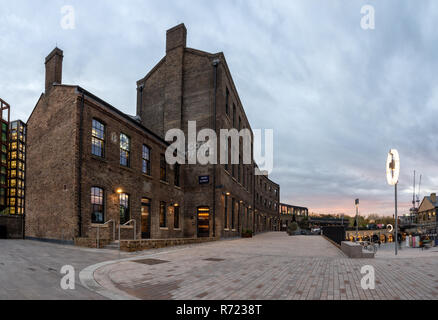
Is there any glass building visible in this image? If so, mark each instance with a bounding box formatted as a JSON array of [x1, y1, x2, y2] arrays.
[[0, 98, 10, 213], [7, 120, 26, 215]]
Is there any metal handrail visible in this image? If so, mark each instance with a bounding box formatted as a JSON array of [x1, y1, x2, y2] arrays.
[[96, 219, 115, 249], [118, 219, 137, 250]]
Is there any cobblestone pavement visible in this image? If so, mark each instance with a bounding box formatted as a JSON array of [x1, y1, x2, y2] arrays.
[[0, 239, 137, 300], [92, 233, 438, 300]]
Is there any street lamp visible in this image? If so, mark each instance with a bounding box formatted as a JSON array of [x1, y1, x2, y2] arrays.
[[355, 199, 359, 241], [386, 149, 400, 255]]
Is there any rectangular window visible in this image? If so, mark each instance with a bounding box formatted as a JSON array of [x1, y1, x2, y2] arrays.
[[91, 119, 105, 157], [160, 201, 167, 227], [120, 133, 130, 167], [160, 154, 167, 182], [142, 145, 151, 175], [237, 202, 240, 230], [233, 104, 236, 128], [91, 187, 104, 223], [225, 88, 230, 115], [119, 193, 130, 224], [231, 198, 235, 229], [174, 163, 180, 187], [174, 205, 180, 229]]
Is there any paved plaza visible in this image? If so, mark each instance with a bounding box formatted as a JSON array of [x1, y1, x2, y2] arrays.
[[1, 233, 438, 300], [0, 239, 135, 299], [89, 233, 438, 300]]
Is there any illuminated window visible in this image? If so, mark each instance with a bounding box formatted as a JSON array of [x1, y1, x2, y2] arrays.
[[142, 145, 151, 175], [91, 187, 104, 223], [160, 201, 167, 227], [224, 194, 229, 229], [92, 119, 105, 157], [119, 193, 130, 224], [231, 198, 235, 229], [120, 133, 130, 167]]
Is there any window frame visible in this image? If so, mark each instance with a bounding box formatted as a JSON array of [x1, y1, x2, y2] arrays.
[[91, 187, 105, 224], [142, 144, 151, 175], [119, 133, 131, 167], [91, 119, 105, 158], [160, 154, 167, 182], [160, 201, 167, 228], [174, 205, 180, 229], [119, 192, 130, 224]]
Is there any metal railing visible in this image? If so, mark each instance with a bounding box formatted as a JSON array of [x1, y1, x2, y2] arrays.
[[118, 219, 136, 250], [96, 219, 115, 249]]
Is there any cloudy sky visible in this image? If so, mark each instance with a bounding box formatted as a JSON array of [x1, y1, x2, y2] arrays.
[[1, 0, 437, 217]]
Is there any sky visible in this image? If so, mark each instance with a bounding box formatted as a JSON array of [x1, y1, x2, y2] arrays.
[[1, 0, 438, 217]]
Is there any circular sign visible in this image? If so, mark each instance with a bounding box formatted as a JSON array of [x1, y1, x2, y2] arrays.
[[387, 224, 394, 232], [386, 149, 400, 186]]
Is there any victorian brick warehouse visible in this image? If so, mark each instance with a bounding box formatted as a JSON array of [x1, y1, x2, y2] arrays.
[[25, 24, 281, 244]]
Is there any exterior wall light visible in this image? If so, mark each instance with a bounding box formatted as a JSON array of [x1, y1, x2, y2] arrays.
[[116, 188, 123, 194]]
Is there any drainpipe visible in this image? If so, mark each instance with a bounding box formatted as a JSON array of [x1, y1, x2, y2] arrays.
[[77, 93, 84, 238], [212, 58, 220, 238]]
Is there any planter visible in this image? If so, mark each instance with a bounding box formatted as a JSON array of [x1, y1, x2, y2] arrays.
[[241, 233, 253, 238]]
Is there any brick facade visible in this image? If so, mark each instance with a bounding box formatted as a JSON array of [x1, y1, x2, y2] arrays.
[[25, 23, 281, 244]]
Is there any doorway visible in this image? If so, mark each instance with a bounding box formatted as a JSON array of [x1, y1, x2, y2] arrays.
[[197, 207, 210, 238], [141, 198, 151, 239]]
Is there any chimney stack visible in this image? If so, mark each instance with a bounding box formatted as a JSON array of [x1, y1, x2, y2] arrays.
[[431, 193, 437, 203], [45, 47, 64, 92], [166, 23, 187, 53]]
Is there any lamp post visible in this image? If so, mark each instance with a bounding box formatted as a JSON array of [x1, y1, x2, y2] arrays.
[[355, 199, 359, 241], [386, 149, 400, 256]]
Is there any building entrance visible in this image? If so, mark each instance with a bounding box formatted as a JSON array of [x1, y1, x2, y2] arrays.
[[197, 207, 210, 238], [141, 198, 151, 239]]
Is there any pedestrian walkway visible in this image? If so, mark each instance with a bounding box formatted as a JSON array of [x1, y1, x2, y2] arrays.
[[89, 233, 438, 300]]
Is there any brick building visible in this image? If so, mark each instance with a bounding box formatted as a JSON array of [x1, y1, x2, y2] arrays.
[[25, 48, 184, 243], [25, 24, 281, 244], [417, 193, 438, 231], [137, 24, 280, 238]]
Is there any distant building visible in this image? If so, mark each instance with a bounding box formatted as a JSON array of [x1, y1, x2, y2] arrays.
[[0, 98, 9, 212], [7, 120, 26, 215], [417, 193, 438, 232], [279, 203, 308, 231], [308, 217, 349, 228], [0, 99, 25, 239]]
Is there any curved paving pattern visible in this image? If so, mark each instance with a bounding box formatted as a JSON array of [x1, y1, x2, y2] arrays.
[[92, 233, 438, 300]]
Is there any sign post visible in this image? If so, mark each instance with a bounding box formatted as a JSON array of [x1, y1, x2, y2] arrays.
[[355, 199, 359, 241], [386, 149, 400, 256]]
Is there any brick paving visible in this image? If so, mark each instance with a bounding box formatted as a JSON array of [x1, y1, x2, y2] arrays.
[[0, 239, 135, 300], [92, 233, 438, 300]]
